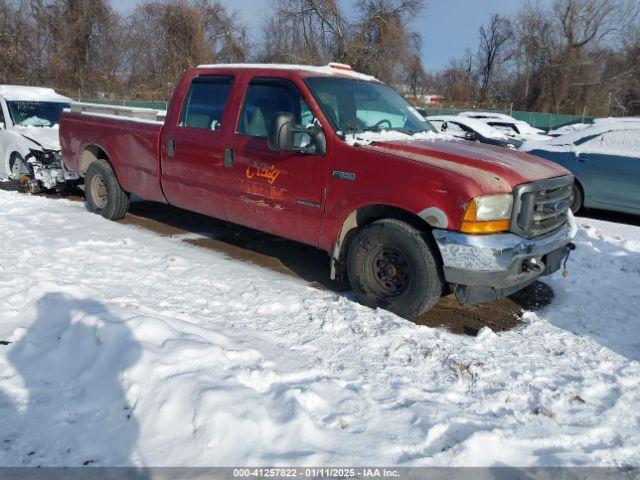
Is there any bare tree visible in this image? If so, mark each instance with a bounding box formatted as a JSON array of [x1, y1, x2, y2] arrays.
[[258, 0, 427, 89], [348, 0, 425, 85], [476, 14, 513, 102], [514, 0, 639, 114], [259, 0, 347, 64], [126, 0, 247, 99], [442, 0, 640, 116]]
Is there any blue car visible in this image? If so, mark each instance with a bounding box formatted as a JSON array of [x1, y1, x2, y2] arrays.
[[522, 119, 640, 215]]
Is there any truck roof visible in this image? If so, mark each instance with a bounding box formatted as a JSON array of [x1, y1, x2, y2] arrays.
[[195, 63, 378, 82], [0, 85, 71, 102]]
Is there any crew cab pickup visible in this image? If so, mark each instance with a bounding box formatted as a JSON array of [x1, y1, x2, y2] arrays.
[[60, 63, 577, 318]]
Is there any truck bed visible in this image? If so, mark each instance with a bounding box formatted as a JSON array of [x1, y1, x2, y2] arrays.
[[60, 103, 166, 203]]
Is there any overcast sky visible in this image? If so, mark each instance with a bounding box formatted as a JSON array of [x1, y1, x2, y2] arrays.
[[111, 0, 551, 71]]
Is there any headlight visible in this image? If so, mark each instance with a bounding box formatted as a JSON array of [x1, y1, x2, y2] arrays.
[[29, 149, 59, 164], [461, 194, 513, 234]]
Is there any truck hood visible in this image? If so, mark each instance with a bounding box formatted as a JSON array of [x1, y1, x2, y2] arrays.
[[13, 126, 61, 151], [365, 138, 570, 193]]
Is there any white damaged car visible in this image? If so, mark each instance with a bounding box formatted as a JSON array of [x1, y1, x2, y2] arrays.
[[0, 85, 79, 191]]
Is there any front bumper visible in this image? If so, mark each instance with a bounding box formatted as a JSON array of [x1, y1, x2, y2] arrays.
[[433, 212, 578, 304], [25, 151, 80, 189]]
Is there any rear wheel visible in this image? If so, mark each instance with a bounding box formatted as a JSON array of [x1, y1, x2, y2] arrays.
[[85, 159, 129, 220], [347, 219, 445, 318], [571, 183, 583, 214]]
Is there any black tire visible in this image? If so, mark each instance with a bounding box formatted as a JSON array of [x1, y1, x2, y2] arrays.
[[347, 219, 445, 318], [571, 182, 583, 214], [85, 159, 129, 220]]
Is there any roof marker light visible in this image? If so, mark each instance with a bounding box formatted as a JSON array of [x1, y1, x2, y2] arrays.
[[328, 62, 353, 71]]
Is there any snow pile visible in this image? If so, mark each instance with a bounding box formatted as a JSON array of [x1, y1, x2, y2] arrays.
[[0, 190, 639, 467]]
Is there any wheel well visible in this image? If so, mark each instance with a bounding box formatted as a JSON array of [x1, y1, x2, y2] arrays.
[[330, 204, 438, 280], [9, 151, 20, 165], [8, 151, 24, 174], [79, 145, 109, 176]]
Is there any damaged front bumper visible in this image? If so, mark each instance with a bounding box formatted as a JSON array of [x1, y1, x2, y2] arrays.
[[433, 212, 578, 304], [23, 150, 79, 190]]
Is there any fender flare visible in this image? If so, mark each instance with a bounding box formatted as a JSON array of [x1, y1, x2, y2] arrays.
[[328, 203, 449, 280]]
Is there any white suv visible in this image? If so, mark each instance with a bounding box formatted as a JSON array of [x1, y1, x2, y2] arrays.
[[0, 85, 79, 191]]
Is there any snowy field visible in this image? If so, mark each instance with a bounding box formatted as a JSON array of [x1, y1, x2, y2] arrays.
[[0, 190, 639, 467]]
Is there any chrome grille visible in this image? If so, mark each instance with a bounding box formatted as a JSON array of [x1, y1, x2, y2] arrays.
[[510, 175, 574, 239]]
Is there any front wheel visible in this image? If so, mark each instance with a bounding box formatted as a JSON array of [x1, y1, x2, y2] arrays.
[[85, 159, 129, 220], [571, 183, 583, 215], [347, 219, 445, 318]]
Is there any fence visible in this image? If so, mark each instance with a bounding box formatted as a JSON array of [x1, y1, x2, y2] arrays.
[[80, 100, 593, 131], [421, 108, 593, 130]]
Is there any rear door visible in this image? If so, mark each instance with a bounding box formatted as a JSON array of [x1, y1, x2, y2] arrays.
[[574, 129, 640, 209], [223, 77, 329, 247], [160, 75, 234, 218]]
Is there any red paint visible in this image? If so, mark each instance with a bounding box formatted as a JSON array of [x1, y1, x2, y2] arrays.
[[60, 66, 570, 253]]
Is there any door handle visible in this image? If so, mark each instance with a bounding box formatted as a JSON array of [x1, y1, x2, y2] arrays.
[[167, 139, 176, 157], [224, 148, 234, 168], [577, 154, 588, 163]]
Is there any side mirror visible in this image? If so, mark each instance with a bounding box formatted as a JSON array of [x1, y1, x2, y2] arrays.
[[464, 131, 478, 141], [268, 112, 326, 155]]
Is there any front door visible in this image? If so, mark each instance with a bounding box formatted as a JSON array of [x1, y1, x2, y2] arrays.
[[224, 78, 329, 247]]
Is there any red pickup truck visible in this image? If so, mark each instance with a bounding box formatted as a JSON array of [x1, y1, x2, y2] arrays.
[[60, 63, 577, 318]]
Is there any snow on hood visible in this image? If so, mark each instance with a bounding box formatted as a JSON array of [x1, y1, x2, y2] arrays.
[[13, 125, 61, 151], [343, 129, 451, 146], [0, 85, 71, 103], [362, 136, 570, 192]]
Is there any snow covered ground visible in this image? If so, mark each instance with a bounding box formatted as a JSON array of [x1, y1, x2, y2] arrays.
[[0, 190, 639, 467]]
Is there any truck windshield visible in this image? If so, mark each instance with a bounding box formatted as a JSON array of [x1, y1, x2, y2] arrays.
[[7, 101, 70, 127], [305, 77, 434, 135]]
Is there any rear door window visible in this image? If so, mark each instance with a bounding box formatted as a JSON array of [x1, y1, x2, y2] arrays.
[[489, 122, 519, 135], [444, 121, 468, 136], [179, 76, 233, 131]]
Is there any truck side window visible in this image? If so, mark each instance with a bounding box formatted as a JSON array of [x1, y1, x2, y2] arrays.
[[179, 76, 233, 131], [239, 82, 311, 138]]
